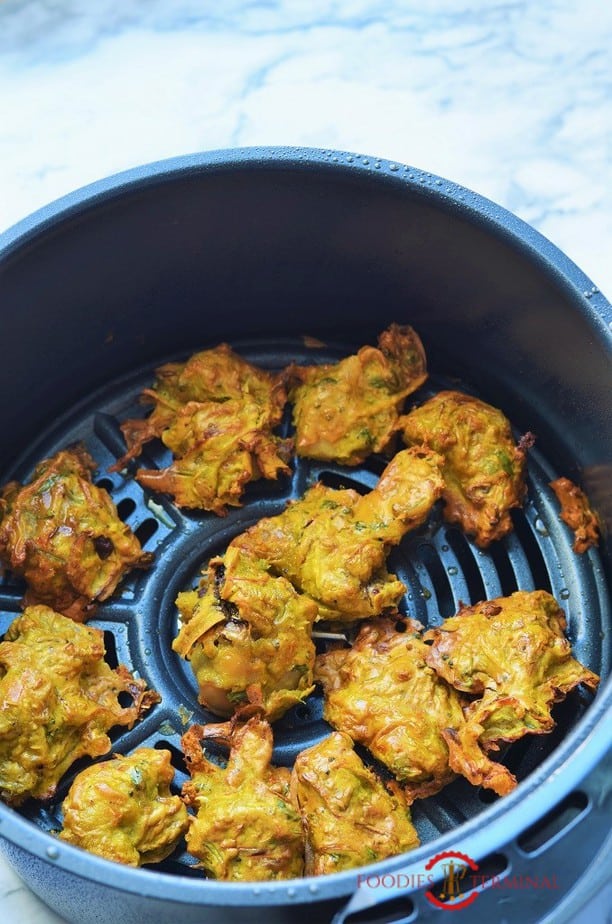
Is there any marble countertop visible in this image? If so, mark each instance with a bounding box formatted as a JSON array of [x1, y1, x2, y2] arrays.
[[0, 1, 610, 921], [1, 0, 611, 298]]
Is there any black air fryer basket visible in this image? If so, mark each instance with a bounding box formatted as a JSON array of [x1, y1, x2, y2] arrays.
[[0, 148, 610, 924]]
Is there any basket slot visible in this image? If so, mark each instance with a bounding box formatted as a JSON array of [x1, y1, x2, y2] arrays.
[[343, 894, 415, 924], [517, 790, 590, 855]]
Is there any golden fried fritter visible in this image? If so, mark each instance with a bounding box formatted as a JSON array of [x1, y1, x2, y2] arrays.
[[550, 477, 600, 554], [424, 591, 600, 791], [181, 716, 304, 880], [0, 446, 153, 622], [112, 343, 291, 514], [136, 398, 291, 514], [286, 324, 427, 465], [173, 546, 318, 720], [316, 618, 513, 800], [399, 390, 533, 547], [291, 731, 419, 875], [60, 748, 189, 866], [0, 606, 159, 806], [174, 448, 442, 718], [232, 446, 444, 622]]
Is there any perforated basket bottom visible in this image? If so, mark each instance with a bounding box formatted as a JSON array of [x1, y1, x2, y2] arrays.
[[0, 336, 607, 878]]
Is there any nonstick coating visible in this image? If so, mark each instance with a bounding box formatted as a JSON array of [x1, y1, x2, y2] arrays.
[[0, 147, 610, 924]]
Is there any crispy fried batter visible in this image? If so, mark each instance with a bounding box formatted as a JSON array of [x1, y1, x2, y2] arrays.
[[232, 446, 444, 622], [550, 477, 600, 554], [59, 748, 189, 866], [136, 398, 291, 514], [173, 546, 318, 720], [0, 446, 153, 621], [0, 606, 159, 806], [181, 716, 304, 880], [286, 324, 427, 465], [424, 591, 600, 791], [315, 618, 513, 801], [111, 343, 291, 514], [291, 731, 419, 875], [173, 448, 442, 717], [399, 390, 533, 547]]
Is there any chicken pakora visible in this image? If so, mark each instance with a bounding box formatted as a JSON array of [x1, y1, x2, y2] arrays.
[[181, 715, 304, 880], [112, 343, 291, 514], [60, 748, 189, 866], [286, 324, 427, 465], [291, 731, 419, 875], [424, 590, 600, 790], [173, 546, 318, 720], [399, 390, 533, 547], [316, 617, 514, 801], [232, 446, 445, 622], [0, 446, 153, 621], [549, 476, 600, 554], [0, 606, 159, 806]]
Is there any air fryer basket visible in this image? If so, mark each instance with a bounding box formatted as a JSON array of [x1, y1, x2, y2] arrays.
[[0, 148, 610, 924]]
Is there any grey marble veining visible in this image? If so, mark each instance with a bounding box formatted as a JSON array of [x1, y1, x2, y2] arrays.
[[0, 1, 611, 922], [0, 863, 66, 923], [1, 0, 611, 295]]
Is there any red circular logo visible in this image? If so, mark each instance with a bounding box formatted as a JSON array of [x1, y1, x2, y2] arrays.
[[424, 851, 480, 911]]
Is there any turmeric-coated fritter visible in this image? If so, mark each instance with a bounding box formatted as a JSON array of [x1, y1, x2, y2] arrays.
[[0, 606, 159, 806], [174, 448, 442, 717], [291, 731, 419, 875], [232, 446, 444, 622], [0, 446, 153, 621], [287, 324, 427, 465], [399, 390, 533, 547], [549, 476, 600, 554], [424, 591, 600, 790], [60, 748, 189, 866], [173, 546, 318, 720], [316, 618, 513, 801], [112, 343, 291, 514], [136, 398, 291, 514], [181, 716, 304, 880]]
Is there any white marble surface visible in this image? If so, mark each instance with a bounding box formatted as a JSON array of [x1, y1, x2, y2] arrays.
[[0, 1, 611, 921], [1, 0, 611, 298]]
